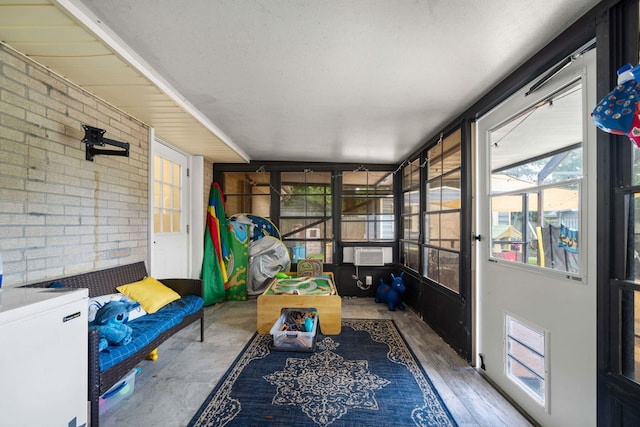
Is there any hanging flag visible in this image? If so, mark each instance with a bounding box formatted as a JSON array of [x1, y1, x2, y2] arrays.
[[200, 182, 228, 305], [211, 182, 231, 280]]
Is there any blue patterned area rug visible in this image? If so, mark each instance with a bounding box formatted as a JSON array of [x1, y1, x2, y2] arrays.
[[188, 319, 457, 427]]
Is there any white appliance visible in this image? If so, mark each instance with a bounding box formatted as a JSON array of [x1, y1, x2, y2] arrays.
[[0, 287, 88, 427], [343, 246, 392, 265], [353, 247, 385, 266]]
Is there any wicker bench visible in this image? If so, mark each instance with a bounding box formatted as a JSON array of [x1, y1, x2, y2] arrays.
[[24, 262, 204, 427]]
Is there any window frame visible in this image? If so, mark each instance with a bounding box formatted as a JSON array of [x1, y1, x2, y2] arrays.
[[401, 159, 421, 271], [214, 163, 397, 266], [486, 80, 585, 279], [422, 129, 463, 294], [153, 154, 182, 234], [341, 170, 396, 243], [279, 170, 333, 264], [221, 171, 273, 220]]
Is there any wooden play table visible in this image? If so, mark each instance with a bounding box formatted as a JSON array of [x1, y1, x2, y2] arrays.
[[256, 273, 341, 335]]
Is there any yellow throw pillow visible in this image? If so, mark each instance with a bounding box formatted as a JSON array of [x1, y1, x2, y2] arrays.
[[116, 276, 181, 314]]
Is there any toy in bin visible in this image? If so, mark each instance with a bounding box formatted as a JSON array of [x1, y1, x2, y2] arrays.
[[270, 308, 318, 351], [99, 367, 139, 415]]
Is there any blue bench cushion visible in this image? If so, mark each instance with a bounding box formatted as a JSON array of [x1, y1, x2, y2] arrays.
[[97, 295, 204, 372]]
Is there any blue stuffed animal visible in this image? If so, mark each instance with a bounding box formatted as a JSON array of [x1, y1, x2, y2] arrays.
[[90, 300, 138, 352], [375, 272, 406, 311]]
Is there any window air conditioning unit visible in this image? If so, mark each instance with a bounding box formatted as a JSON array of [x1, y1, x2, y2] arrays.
[[353, 247, 384, 266]]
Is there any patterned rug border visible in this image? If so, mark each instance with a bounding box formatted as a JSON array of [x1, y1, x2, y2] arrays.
[[189, 318, 457, 427]]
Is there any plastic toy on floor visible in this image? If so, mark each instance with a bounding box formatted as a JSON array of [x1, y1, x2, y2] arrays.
[[376, 272, 406, 311], [146, 348, 158, 361], [90, 300, 138, 352]]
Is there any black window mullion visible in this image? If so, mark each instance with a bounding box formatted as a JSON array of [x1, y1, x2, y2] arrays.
[[271, 171, 281, 230]]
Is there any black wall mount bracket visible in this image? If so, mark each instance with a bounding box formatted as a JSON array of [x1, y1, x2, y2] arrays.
[[81, 124, 130, 161]]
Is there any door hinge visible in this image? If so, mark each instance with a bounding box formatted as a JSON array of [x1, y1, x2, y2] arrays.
[[187, 224, 190, 234], [187, 168, 190, 177]]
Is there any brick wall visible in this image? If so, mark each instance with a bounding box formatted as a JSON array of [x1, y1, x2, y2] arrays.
[[0, 43, 150, 286]]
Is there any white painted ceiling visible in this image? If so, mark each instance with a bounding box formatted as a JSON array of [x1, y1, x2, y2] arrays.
[[0, 0, 600, 164]]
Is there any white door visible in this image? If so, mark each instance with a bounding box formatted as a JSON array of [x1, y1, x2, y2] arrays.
[[150, 140, 190, 278], [475, 48, 597, 426]]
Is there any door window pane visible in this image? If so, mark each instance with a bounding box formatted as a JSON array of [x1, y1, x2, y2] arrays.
[[153, 154, 181, 233], [489, 81, 583, 275], [153, 208, 160, 234]]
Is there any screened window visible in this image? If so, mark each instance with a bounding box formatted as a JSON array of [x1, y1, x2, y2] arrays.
[[153, 155, 181, 233], [341, 171, 394, 242], [506, 315, 547, 406], [222, 171, 271, 218], [423, 130, 461, 293], [489, 81, 582, 275], [401, 159, 420, 271], [621, 156, 640, 383], [613, 13, 640, 396], [280, 171, 333, 263], [620, 285, 640, 384]]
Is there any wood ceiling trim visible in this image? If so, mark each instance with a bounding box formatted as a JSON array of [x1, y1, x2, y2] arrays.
[[0, 1, 248, 163]]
